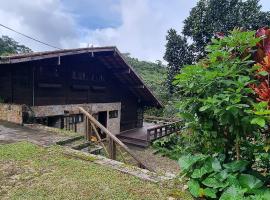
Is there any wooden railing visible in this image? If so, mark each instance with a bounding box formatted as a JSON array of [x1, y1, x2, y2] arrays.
[[78, 107, 154, 172], [146, 121, 183, 142], [144, 115, 179, 123]]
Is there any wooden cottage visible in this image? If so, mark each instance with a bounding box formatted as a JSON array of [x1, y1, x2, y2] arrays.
[[0, 47, 162, 141]]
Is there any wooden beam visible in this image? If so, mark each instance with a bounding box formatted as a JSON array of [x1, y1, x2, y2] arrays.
[[57, 56, 61, 65], [78, 107, 154, 172], [109, 138, 116, 160], [111, 68, 131, 74], [129, 85, 145, 89], [90, 122, 109, 157]]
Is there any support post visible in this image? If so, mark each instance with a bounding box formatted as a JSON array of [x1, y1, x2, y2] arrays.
[[86, 118, 90, 141], [147, 130, 150, 142], [154, 129, 157, 139], [109, 137, 116, 160]]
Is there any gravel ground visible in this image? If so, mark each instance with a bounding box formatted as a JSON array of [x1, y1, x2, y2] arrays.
[[129, 146, 180, 174]]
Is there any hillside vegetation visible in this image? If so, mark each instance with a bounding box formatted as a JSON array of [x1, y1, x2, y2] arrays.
[[125, 56, 167, 103]]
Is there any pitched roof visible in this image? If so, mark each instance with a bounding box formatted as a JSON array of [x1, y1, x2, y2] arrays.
[[0, 46, 162, 108]]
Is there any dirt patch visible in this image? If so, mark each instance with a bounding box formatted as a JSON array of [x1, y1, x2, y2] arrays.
[[0, 161, 24, 196], [131, 147, 180, 174]]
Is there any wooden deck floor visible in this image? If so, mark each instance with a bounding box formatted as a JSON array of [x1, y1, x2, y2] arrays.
[[117, 122, 157, 147]]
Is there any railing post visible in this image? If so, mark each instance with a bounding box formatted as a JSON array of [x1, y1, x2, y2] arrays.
[[147, 130, 150, 141], [85, 116, 88, 140], [159, 128, 162, 137], [109, 137, 116, 160], [154, 129, 157, 139]]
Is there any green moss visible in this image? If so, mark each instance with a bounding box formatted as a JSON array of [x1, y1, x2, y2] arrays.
[[169, 189, 194, 200]]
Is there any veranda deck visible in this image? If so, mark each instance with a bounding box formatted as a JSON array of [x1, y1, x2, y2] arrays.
[[117, 121, 182, 148]]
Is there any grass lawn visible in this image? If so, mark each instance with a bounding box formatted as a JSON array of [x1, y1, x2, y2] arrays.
[[0, 142, 192, 200]]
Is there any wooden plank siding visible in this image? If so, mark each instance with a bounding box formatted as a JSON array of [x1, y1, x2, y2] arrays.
[[0, 54, 143, 131]]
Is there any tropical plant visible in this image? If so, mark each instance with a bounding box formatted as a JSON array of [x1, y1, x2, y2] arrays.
[[178, 154, 270, 199], [251, 27, 270, 106], [172, 29, 270, 200], [174, 29, 270, 161]]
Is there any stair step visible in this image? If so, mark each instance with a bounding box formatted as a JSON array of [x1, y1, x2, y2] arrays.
[[56, 136, 84, 145], [72, 142, 91, 150], [89, 145, 103, 155]]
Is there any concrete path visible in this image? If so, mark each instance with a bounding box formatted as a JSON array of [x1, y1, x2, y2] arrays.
[[0, 121, 70, 146]]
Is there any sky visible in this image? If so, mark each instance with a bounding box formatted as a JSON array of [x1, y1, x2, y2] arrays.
[[0, 0, 270, 62]]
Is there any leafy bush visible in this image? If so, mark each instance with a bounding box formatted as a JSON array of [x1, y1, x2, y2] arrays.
[[152, 133, 184, 160], [152, 130, 208, 160], [178, 154, 270, 199], [173, 29, 270, 161], [170, 29, 270, 199]]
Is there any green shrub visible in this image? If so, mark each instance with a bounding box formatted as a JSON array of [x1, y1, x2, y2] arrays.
[[178, 154, 270, 199], [170, 29, 270, 199], [174, 29, 270, 161]]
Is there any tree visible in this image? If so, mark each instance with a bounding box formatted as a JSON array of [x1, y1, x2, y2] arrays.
[[174, 30, 269, 160], [0, 35, 32, 56], [183, 0, 270, 59], [164, 29, 193, 94]]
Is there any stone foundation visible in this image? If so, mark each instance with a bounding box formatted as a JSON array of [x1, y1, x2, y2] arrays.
[[0, 103, 24, 124], [31, 102, 121, 135], [0, 102, 121, 135]]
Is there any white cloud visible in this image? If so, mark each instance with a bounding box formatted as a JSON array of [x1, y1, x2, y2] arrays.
[[0, 0, 78, 51], [81, 0, 197, 61], [0, 0, 269, 62], [0, 0, 197, 61]]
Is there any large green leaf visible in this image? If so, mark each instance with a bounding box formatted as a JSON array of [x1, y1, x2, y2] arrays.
[[220, 186, 245, 200], [251, 117, 266, 128], [239, 174, 263, 191], [178, 154, 206, 172], [214, 169, 229, 181], [226, 174, 240, 187], [202, 176, 229, 189], [223, 160, 249, 172], [199, 105, 211, 112], [191, 159, 213, 178], [211, 158, 222, 172], [204, 188, 217, 199], [191, 167, 209, 179], [187, 179, 200, 197]]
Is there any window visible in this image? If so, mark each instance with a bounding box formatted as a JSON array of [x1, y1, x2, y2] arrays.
[[67, 114, 84, 124], [72, 71, 88, 80], [109, 110, 118, 119], [91, 73, 104, 82]]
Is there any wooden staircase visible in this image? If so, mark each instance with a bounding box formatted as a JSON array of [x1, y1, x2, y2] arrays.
[[56, 136, 103, 155]]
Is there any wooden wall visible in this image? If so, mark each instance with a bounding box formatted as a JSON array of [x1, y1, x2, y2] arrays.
[[0, 54, 143, 131]]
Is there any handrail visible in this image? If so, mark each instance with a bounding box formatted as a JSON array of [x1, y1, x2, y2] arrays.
[[147, 120, 182, 131], [78, 107, 154, 172], [146, 121, 183, 142], [144, 115, 179, 122]]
